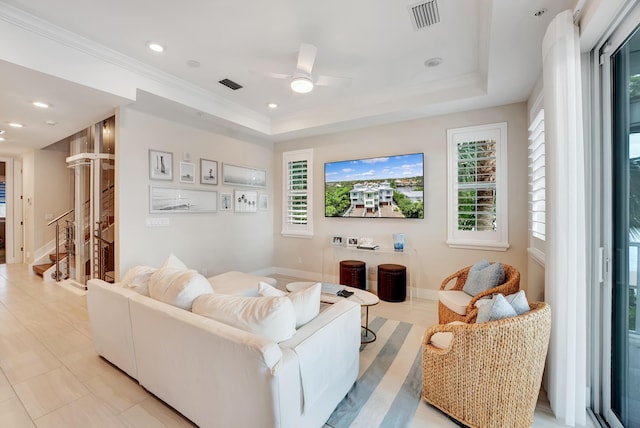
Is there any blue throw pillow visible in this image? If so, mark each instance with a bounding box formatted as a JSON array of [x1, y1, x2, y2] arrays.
[[462, 261, 505, 296], [505, 290, 529, 315], [476, 294, 517, 323]]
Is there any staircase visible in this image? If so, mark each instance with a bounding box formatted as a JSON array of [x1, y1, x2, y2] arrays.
[[32, 252, 66, 278]]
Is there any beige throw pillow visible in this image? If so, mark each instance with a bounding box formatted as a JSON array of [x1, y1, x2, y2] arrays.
[[148, 267, 213, 310]]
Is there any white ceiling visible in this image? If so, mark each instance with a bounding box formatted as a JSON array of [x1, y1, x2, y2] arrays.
[[0, 0, 575, 153]]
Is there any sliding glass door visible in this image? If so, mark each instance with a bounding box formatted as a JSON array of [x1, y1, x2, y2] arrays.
[[606, 15, 640, 428]]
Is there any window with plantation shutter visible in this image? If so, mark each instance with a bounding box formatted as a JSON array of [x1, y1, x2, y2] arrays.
[[528, 109, 545, 264], [282, 149, 313, 237], [447, 123, 509, 251]]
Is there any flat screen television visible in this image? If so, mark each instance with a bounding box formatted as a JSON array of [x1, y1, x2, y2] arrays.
[[324, 152, 424, 219]]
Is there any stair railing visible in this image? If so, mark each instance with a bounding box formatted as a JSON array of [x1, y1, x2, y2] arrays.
[[47, 208, 74, 281]]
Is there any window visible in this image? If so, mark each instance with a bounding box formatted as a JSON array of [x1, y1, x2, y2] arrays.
[[528, 109, 545, 264], [282, 149, 313, 237], [447, 122, 509, 251]]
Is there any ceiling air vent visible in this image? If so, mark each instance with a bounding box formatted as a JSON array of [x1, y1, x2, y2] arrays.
[[218, 78, 243, 90], [408, 0, 440, 31]]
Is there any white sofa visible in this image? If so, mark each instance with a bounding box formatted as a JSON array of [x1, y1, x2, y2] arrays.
[[87, 275, 361, 428]]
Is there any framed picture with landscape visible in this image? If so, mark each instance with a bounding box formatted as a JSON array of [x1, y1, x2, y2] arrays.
[[324, 152, 424, 219], [200, 159, 218, 185], [149, 149, 173, 181]]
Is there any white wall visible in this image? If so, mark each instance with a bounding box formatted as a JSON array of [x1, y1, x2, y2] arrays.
[[273, 103, 531, 298], [115, 107, 275, 277]]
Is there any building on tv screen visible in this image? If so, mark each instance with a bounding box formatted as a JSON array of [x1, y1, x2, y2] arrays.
[[324, 153, 424, 219]]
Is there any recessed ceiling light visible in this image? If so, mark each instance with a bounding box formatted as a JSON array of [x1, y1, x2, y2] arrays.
[[0, 129, 4, 134], [267, 102, 278, 109], [424, 57, 443, 68], [45, 120, 57, 126], [186, 59, 201, 68], [8, 122, 24, 128], [0, 137, 5, 141], [33, 101, 50, 108], [147, 42, 165, 53]]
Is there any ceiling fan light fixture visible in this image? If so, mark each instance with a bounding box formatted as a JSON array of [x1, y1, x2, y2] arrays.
[[290, 76, 314, 94]]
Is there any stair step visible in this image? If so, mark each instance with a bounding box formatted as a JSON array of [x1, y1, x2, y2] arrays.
[[33, 263, 54, 277], [49, 252, 67, 262]]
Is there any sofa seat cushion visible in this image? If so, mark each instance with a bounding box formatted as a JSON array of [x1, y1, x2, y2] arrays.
[[430, 321, 466, 349], [258, 282, 321, 328], [438, 290, 473, 316], [148, 267, 213, 310], [208, 271, 277, 296], [192, 294, 296, 343]]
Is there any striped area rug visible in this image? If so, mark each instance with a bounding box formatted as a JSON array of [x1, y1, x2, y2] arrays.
[[325, 316, 428, 428]]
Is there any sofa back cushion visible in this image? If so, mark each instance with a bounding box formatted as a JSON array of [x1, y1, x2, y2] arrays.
[[192, 294, 296, 343], [148, 267, 213, 310]]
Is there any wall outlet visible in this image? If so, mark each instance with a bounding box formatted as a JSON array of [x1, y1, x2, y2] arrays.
[[44, 213, 53, 221], [297, 257, 302, 264]]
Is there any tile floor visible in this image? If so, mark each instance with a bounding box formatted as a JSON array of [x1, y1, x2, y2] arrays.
[[0, 266, 594, 427]]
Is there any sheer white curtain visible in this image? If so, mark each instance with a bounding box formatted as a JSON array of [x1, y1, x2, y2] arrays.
[[542, 9, 587, 427]]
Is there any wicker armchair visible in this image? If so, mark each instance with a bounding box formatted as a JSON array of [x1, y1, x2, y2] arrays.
[[422, 302, 551, 428], [438, 263, 520, 324]]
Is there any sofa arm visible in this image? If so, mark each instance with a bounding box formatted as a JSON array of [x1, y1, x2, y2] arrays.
[[87, 279, 139, 378], [279, 300, 361, 418]]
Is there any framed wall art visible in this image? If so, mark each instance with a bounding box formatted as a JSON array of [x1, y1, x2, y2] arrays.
[[220, 192, 232, 211], [200, 159, 218, 185], [150, 186, 217, 213], [223, 163, 266, 188], [180, 162, 195, 183], [346, 236, 359, 247], [259, 194, 268, 211], [149, 149, 173, 181], [234, 190, 258, 213]]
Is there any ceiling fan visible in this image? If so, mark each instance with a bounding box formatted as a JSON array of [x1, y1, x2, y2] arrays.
[[255, 43, 349, 94]]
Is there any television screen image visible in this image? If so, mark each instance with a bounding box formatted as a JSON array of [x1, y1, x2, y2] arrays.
[[324, 153, 424, 219]]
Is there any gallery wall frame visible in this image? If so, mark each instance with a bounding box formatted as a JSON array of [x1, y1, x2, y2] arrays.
[[234, 189, 258, 213], [200, 159, 218, 185], [149, 149, 173, 181], [220, 192, 232, 211], [259, 194, 268, 211], [180, 162, 195, 183], [223, 163, 266, 188], [150, 186, 217, 213]]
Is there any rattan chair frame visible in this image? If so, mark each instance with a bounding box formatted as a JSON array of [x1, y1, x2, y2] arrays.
[[422, 302, 551, 428]]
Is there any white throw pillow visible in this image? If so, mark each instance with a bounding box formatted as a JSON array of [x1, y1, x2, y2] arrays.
[[192, 294, 296, 343], [120, 265, 157, 296], [161, 253, 188, 270], [258, 282, 321, 328], [148, 267, 213, 310]]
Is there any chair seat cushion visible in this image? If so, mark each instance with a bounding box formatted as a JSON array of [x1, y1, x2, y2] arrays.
[[430, 321, 466, 349], [438, 290, 473, 315]]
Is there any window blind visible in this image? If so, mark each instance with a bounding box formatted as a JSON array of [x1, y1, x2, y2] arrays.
[[456, 140, 497, 232], [286, 160, 308, 225], [528, 109, 546, 242]]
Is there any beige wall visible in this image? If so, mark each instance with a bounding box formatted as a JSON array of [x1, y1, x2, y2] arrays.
[[115, 107, 275, 277], [273, 103, 531, 298], [22, 149, 73, 263]]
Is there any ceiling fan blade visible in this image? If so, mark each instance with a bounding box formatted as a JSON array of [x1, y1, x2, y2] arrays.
[[315, 75, 351, 87], [249, 69, 292, 80], [296, 43, 317, 75]]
